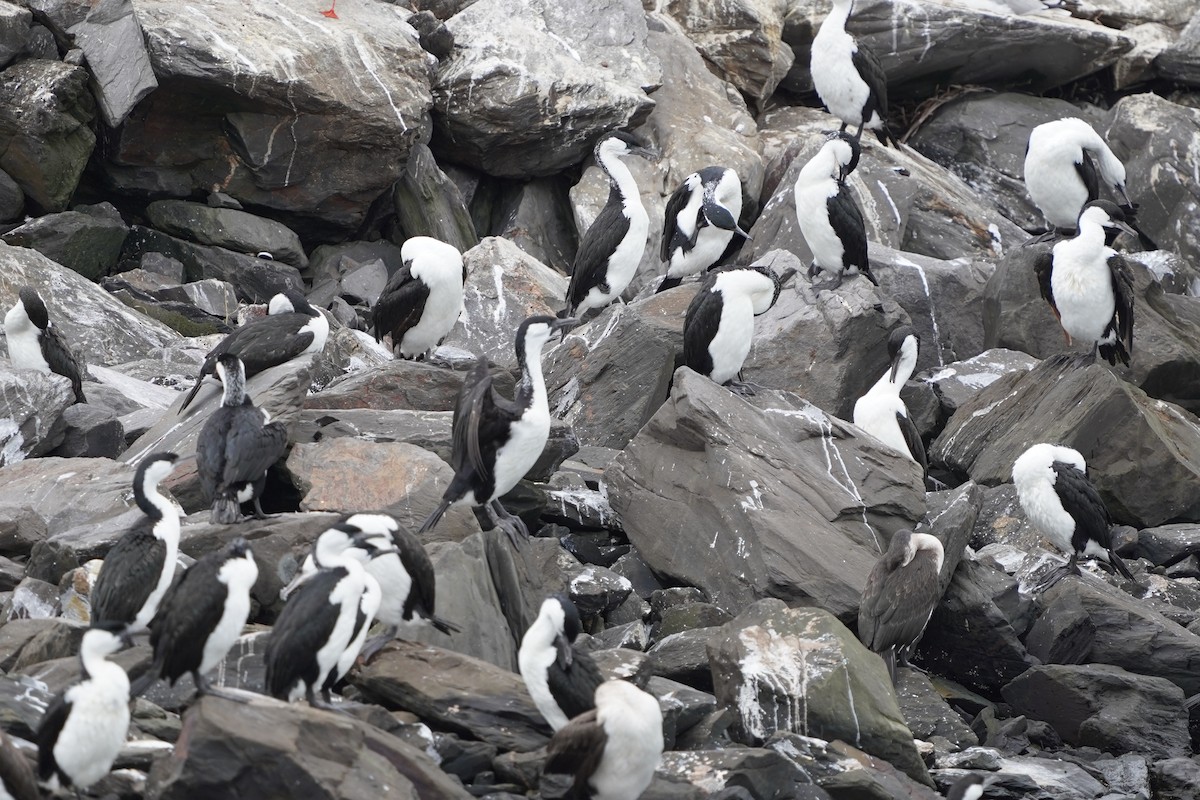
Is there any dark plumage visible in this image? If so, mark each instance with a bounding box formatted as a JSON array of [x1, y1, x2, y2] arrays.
[[657, 166, 749, 293], [178, 290, 329, 413], [0, 729, 39, 800], [857, 529, 945, 683], [810, 0, 896, 145], [794, 133, 876, 290], [3, 286, 86, 403], [519, 595, 605, 731], [196, 354, 289, 524], [372, 236, 466, 359]]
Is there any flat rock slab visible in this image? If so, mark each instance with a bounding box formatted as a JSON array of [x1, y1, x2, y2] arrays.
[[0, 457, 137, 533], [146, 199, 307, 269], [0, 365, 72, 466], [608, 368, 925, 622], [308, 359, 515, 413], [932, 356, 1200, 528], [351, 639, 550, 752]]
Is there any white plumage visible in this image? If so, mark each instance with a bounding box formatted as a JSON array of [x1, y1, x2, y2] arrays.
[[1024, 117, 1129, 230]]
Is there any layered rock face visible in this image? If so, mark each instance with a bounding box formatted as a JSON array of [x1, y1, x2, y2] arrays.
[[0, 0, 1198, 798]]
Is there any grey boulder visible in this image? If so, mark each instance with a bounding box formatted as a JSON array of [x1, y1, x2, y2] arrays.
[[1, 202, 129, 281], [146, 200, 308, 270], [67, 0, 157, 128], [0, 364, 73, 465]]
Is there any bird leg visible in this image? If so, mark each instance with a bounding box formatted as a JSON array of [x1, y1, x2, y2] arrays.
[[1071, 342, 1100, 368], [488, 500, 529, 547], [320, 0, 338, 18], [252, 497, 271, 520], [194, 673, 252, 703], [812, 271, 845, 292], [1038, 553, 1084, 592], [724, 372, 765, 397], [357, 626, 399, 664]]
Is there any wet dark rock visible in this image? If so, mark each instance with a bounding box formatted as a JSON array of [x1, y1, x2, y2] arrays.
[[146, 200, 307, 270], [643, 628, 716, 691], [486, 176, 578, 274], [1134, 524, 1200, 566], [0, 3, 30, 69], [47, 403, 125, 459], [0, 504, 45, 557], [67, 0, 157, 128], [390, 143, 478, 252], [339, 259, 388, 307], [894, 669, 979, 752], [307, 359, 515, 413], [1003, 663, 1189, 759], [0, 59, 95, 212], [0, 364, 72, 465], [1152, 757, 1200, 800], [0, 167, 22, 222], [652, 747, 825, 799], [2, 201, 128, 281], [1024, 590, 1095, 666]]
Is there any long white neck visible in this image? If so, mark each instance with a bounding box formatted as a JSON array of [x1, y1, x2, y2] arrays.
[[820, 0, 853, 35], [522, 344, 549, 414], [1066, 217, 1107, 256], [80, 644, 128, 689], [599, 148, 647, 225]]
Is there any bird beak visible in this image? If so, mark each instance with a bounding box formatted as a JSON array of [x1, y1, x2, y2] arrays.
[[119, 629, 135, 649], [368, 546, 401, 560], [1114, 220, 1137, 238], [554, 631, 573, 669], [736, 225, 752, 240], [631, 144, 659, 160], [889, 350, 902, 384], [1118, 185, 1133, 207]]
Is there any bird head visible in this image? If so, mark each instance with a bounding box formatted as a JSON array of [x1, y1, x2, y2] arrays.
[[886, 326, 919, 384], [595, 131, 657, 162], [1078, 200, 1136, 244]]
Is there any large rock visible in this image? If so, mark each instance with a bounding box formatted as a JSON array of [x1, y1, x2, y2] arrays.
[[2, 203, 129, 281], [307, 359, 514, 413], [431, 0, 658, 177], [983, 242, 1200, 416], [1002, 664, 1190, 759], [106, 0, 433, 230], [67, 0, 157, 128], [708, 599, 932, 786], [1156, 11, 1200, 86], [487, 176, 578, 274], [922, 348, 1039, 421], [146, 200, 307, 270], [656, 0, 793, 107], [0, 364, 73, 466], [0, 243, 182, 367], [389, 143, 478, 253], [543, 287, 694, 450], [931, 356, 1200, 528], [146, 694, 472, 800], [0, 4, 29, 71], [746, 106, 1023, 266], [0, 59, 95, 212], [0, 457, 137, 533], [607, 368, 925, 622], [440, 237, 567, 369]]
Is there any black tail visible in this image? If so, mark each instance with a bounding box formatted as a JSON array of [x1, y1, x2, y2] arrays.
[[211, 496, 242, 525], [129, 662, 161, 697], [1109, 550, 1136, 582], [428, 614, 461, 635], [655, 276, 682, 294], [1098, 341, 1131, 368], [178, 375, 205, 414], [418, 499, 452, 535]]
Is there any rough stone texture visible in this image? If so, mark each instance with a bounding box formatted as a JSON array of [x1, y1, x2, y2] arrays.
[[894, 669, 979, 751], [0, 504, 46, 557], [0, 365, 72, 466], [1002, 664, 1190, 759], [1153, 757, 1200, 800], [487, 176, 578, 275], [1134, 524, 1200, 567], [352, 639, 550, 752], [441, 237, 568, 369], [107, 0, 433, 231], [1114, 22, 1176, 90], [653, 748, 827, 798], [0, 167, 22, 222], [1024, 589, 1096, 666], [146, 694, 472, 800], [740, 250, 909, 421], [656, 0, 793, 107], [0, 457, 137, 533], [708, 600, 932, 786], [544, 287, 694, 450], [747, 106, 1024, 267], [983, 242, 1200, 417], [67, 0, 157, 128], [390, 143, 478, 253], [608, 368, 925, 623], [0, 59, 95, 213], [916, 480, 981, 597], [931, 356, 1200, 528], [285, 439, 481, 542], [2, 202, 129, 281], [0, 3, 30, 70], [922, 349, 1039, 420], [146, 200, 307, 269], [47, 403, 125, 459], [1156, 11, 1200, 86], [307, 359, 515, 413], [431, 0, 658, 177]]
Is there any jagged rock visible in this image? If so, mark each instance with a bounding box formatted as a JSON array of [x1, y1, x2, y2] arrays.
[[1023, 589, 1095, 666], [922, 349, 1039, 420], [67, 0, 157, 128], [916, 481, 981, 595], [351, 639, 550, 752], [145, 694, 471, 799], [746, 106, 1024, 266], [1006, 664, 1189, 761], [487, 176, 578, 274], [104, 281, 233, 337], [1133, 524, 1200, 567], [894, 669, 979, 751], [2, 202, 129, 281], [653, 748, 826, 798], [120, 227, 304, 304], [1157, 11, 1200, 86], [983, 243, 1200, 416], [285, 439, 481, 542], [308, 359, 515, 412], [0, 504, 46, 556], [0, 364, 72, 465], [161, 279, 240, 320], [0, 167, 21, 222], [934, 755, 1108, 799], [292, 408, 455, 456], [390, 143, 478, 252], [918, 557, 1038, 695], [907, 92, 1104, 232], [9, 576, 59, 619], [968, 483, 1043, 553], [308, 326, 393, 393], [1114, 22, 1176, 90], [1041, 576, 1200, 696], [609, 368, 925, 621], [544, 288, 693, 450], [431, 0, 658, 177], [932, 357, 1200, 528], [441, 237, 568, 369], [106, 0, 432, 231], [146, 200, 308, 269], [1152, 757, 1200, 800], [47, 403, 124, 459], [708, 599, 932, 786], [657, 0, 793, 107], [0, 3, 29, 70], [644, 628, 716, 690], [0, 59, 95, 212], [740, 250, 909, 421], [1068, 0, 1194, 28]]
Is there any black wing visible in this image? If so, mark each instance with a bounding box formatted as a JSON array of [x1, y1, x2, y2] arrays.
[[660, 181, 698, 263], [851, 42, 889, 120], [35, 691, 70, 783], [196, 411, 235, 500], [42, 327, 85, 403], [373, 262, 430, 347], [547, 648, 605, 721], [264, 568, 344, 699], [1100, 253, 1134, 367], [857, 549, 941, 655], [222, 405, 288, 489], [1033, 251, 1060, 321], [1076, 151, 1100, 205], [545, 707, 606, 796], [682, 279, 720, 378], [91, 526, 166, 626], [230, 314, 315, 376], [828, 188, 869, 274], [0, 729, 39, 800], [450, 356, 520, 482], [395, 529, 439, 621], [149, 553, 226, 683], [1050, 461, 1112, 553], [567, 185, 631, 312], [896, 410, 928, 480]]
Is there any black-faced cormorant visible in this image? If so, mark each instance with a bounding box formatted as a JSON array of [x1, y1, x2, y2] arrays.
[[90, 452, 181, 632], [810, 0, 896, 145], [196, 353, 289, 524], [1024, 117, 1132, 234], [658, 166, 749, 293], [852, 326, 926, 478], [418, 315, 576, 544], [373, 236, 467, 359], [519, 594, 604, 731], [794, 133, 877, 289], [4, 286, 86, 403]]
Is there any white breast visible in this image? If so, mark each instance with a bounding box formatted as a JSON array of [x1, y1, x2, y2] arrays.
[[1051, 244, 1117, 345], [335, 573, 381, 682], [302, 570, 366, 701], [132, 518, 181, 632], [518, 613, 568, 731], [811, 27, 871, 129], [199, 556, 258, 676], [1015, 477, 1075, 554], [491, 402, 551, 501], [707, 292, 756, 385], [796, 179, 845, 270], [54, 673, 131, 789], [366, 552, 412, 628], [589, 683, 664, 800], [400, 261, 466, 358], [3, 307, 50, 374], [852, 390, 912, 460]]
